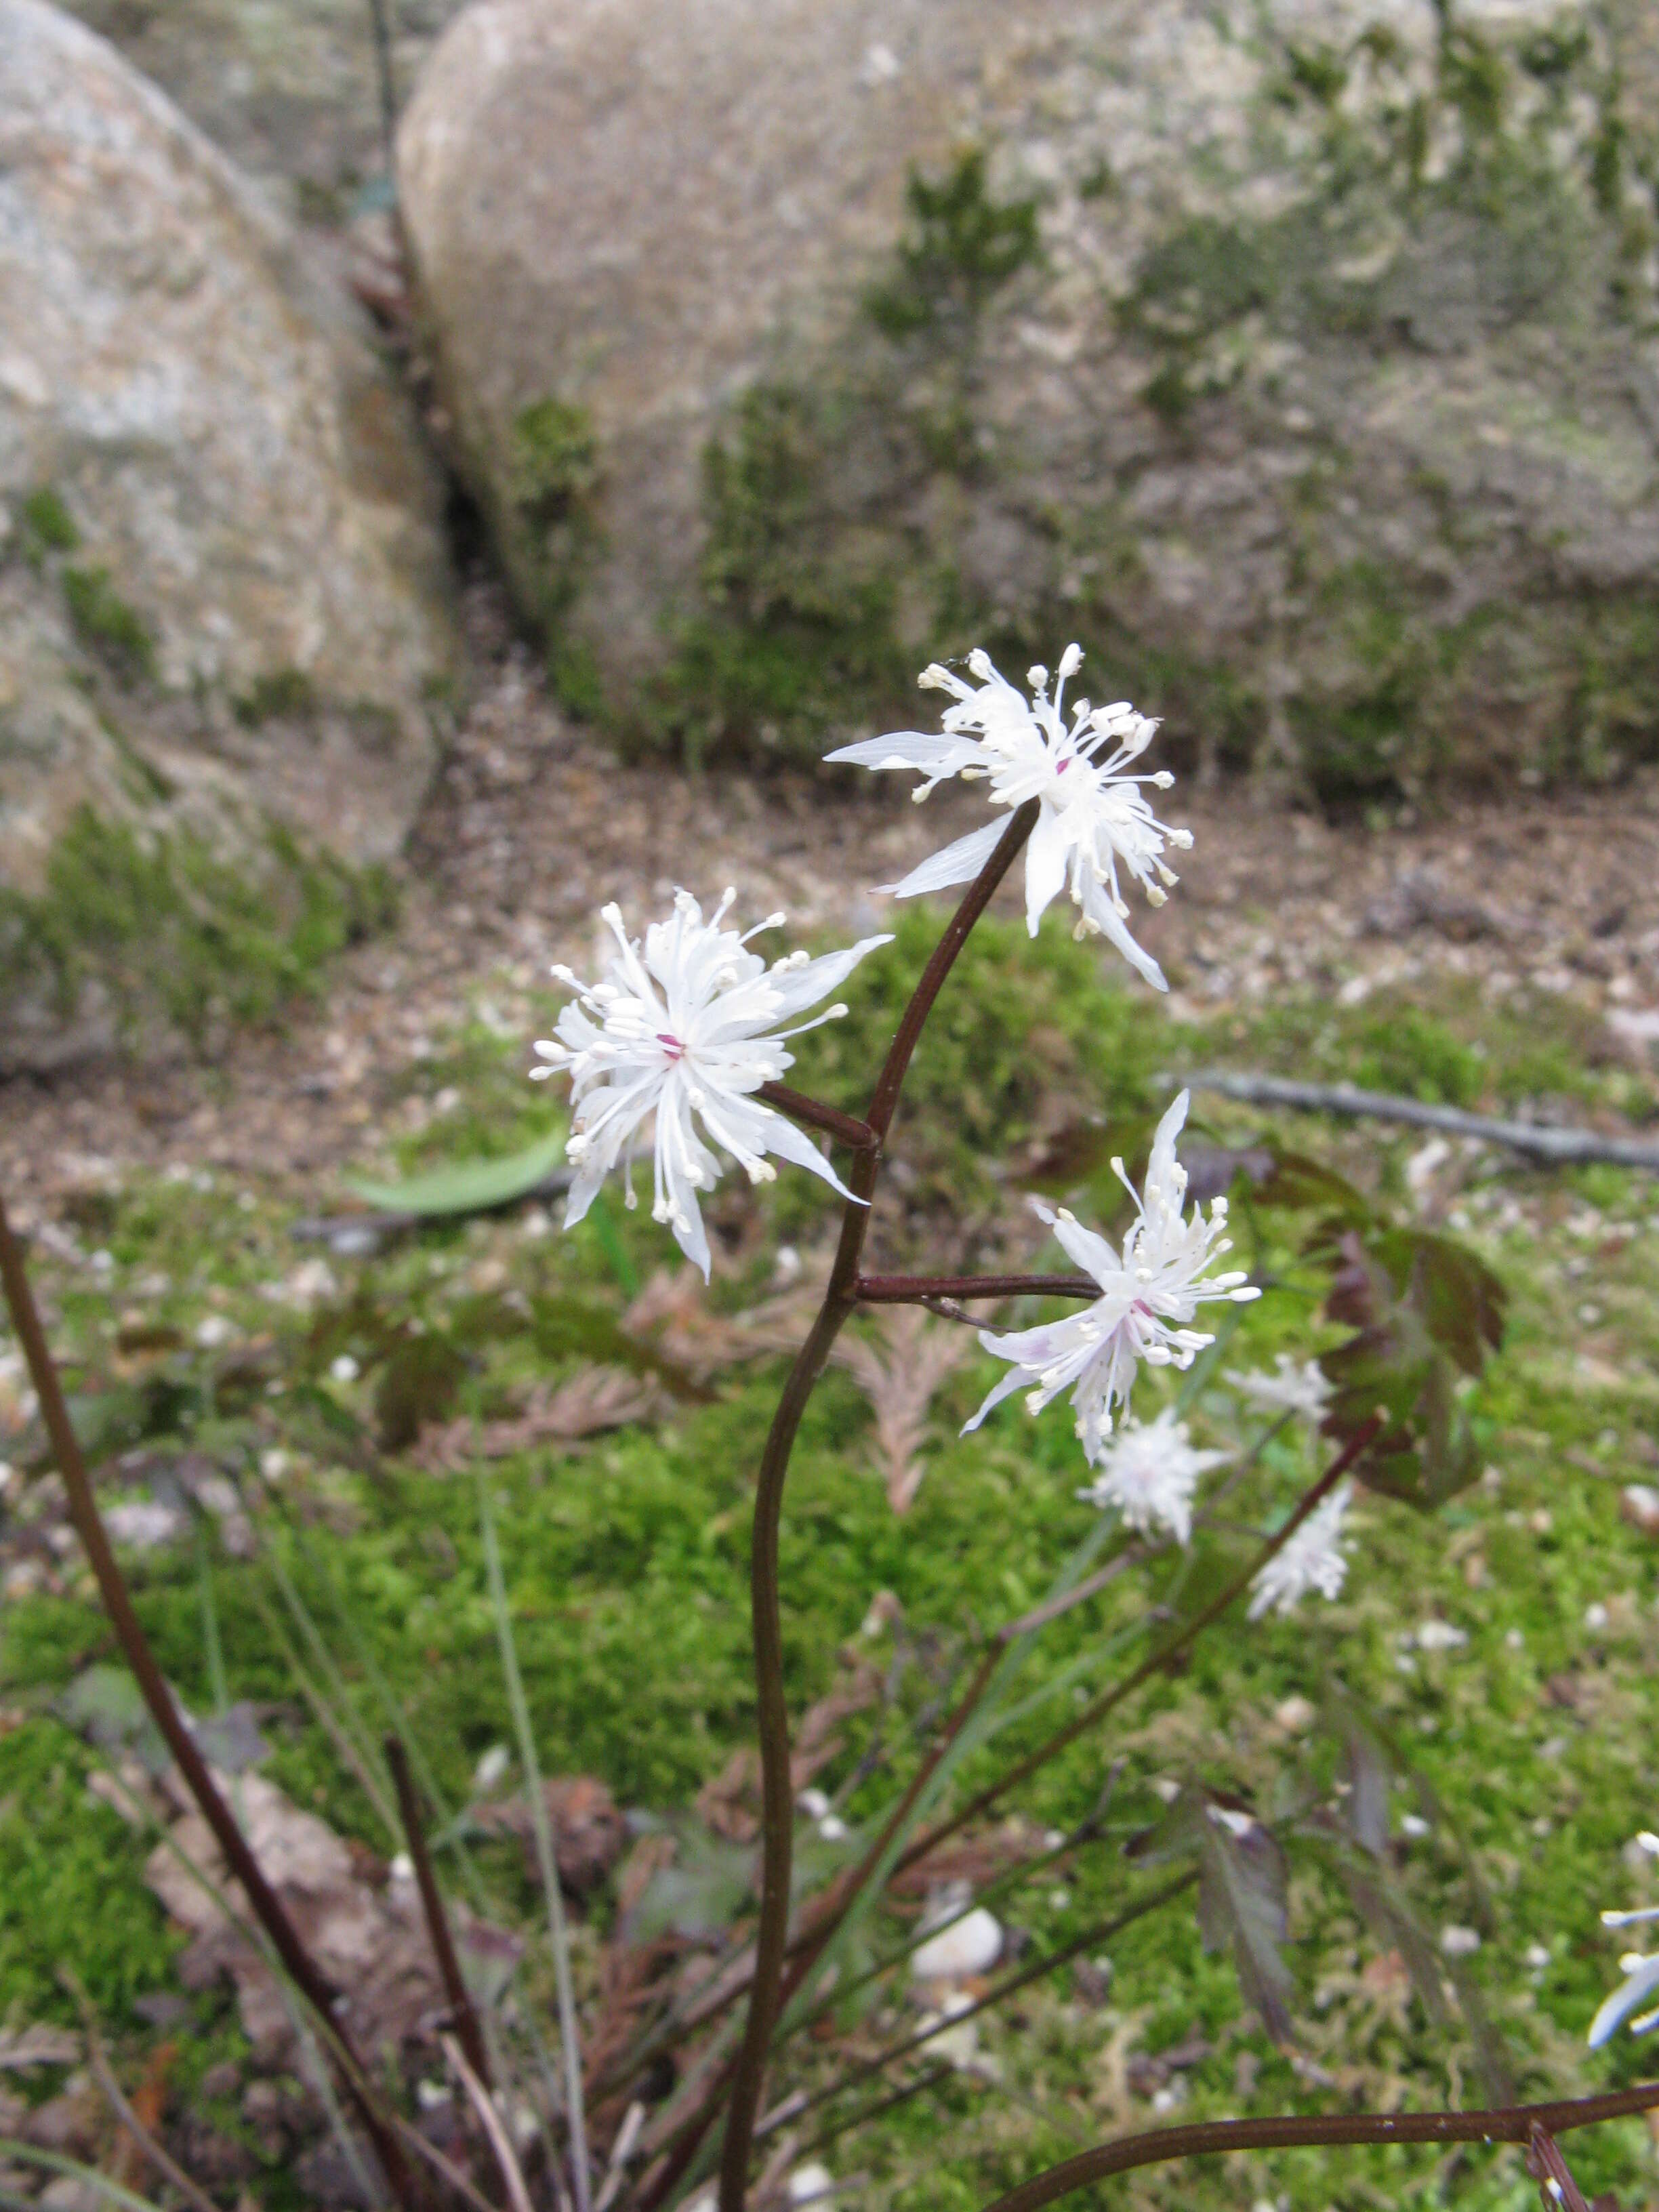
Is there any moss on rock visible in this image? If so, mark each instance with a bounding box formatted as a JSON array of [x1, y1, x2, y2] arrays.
[[0, 806, 398, 1054]]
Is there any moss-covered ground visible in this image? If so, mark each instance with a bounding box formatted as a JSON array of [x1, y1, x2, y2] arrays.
[[2, 911, 1658, 2211]]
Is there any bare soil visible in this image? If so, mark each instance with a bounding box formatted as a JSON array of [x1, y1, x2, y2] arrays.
[[5, 586, 1658, 1210]]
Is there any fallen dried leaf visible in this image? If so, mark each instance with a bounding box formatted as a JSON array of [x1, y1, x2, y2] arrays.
[[833, 1309, 969, 1513], [413, 1367, 655, 1471], [91, 1759, 511, 2064]]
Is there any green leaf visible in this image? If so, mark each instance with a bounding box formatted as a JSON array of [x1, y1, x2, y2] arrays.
[[343, 1127, 568, 1217], [1128, 1782, 1294, 2045]]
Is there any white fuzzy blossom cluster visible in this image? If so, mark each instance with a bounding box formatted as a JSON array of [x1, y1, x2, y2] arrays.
[[1589, 1832, 1659, 2047], [1075, 1406, 1229, 1547], [1227, 1353, 1333, 1431], [827, 644, 1189, 990], [964, 1089, 1258, 1458], [1246, 1483, 1354, 1619], [532, 890, 889, 1278]]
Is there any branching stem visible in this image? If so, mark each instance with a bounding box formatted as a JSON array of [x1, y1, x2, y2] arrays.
[[716, 802, 1039, 2212]]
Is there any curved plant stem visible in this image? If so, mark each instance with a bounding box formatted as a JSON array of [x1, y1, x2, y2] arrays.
[[716, 801, 1039, 2212], [0, 1194, 419, 2212], [979, 2080, 1659, 2212]]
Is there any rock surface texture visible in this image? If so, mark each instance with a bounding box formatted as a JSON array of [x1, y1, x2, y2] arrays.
[[0, 0, 458, 1060], [399, 0, 1659, 791]]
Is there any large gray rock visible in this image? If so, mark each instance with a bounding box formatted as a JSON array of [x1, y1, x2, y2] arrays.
[[0, 0, 459, 1058], [398, 0, 1659, 794]]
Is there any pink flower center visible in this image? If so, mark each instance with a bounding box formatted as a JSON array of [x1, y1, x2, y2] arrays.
[[657, 1032, 687, 1062]]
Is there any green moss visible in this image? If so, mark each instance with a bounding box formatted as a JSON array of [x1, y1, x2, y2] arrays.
[[62, 566, 157, 684], [785, 906, 1166, 1233], [19, 485, 80, 556], [0, 807, 398, 1046], [509, 397, 599, 526], [232, 668, 316, 726], [505, 396, 604, 674], [0, 1720, 182, 2022], [647, 383, 916, 764], [864, 148, 1042, 337]]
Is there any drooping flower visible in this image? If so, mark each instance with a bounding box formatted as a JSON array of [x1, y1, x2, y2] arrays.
[[531, 891, 890, 1279], [1247, 1482, 1353, 1619], [1226, 1353, 1333, 1431], [1075, 1406, 1229, 1547], [825, 644, 1189, 990], [963, 1089, 1259, 1455]]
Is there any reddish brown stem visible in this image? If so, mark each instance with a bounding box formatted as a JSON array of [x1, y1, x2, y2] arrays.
[[855, 1273, 1099, 1303], [0, 1193, 419, 2212], [890, 1418, 1382, 1882], [1525, 2123, 1591, 2212], [981, 2083, 1659, 2212], [757, 1081, 878, 1153], [386, 1736, 491, 2091], [716, 802, 1040, 2212]]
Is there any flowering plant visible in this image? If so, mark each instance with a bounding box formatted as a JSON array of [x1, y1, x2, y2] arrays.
[[2, 641, 1650, 2212]]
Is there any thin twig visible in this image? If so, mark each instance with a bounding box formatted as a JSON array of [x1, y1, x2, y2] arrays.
[[443, 2035, 533, 2212], [62, 1983, 220, 2212], [890, 1418, 1382, 1881], [716, 803, 1042, 2212], [997, 1543, 1149, 1641], [390, 2111, 509, 2212], [0, 1193, 418, 2212], [1525, 2122, 1591, 2212], [592, 2103, 645, 2212], [979, 2078, 1659, 2212], [1176, 1069, 1659, 1171], [758, 1081, 879, 1152], [387, 1736, 492, 2088], [785, 1872, 1197, 2128], [476, 1469, 593, 2212]]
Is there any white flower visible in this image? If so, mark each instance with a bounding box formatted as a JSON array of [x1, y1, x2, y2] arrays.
[[1226, 1353, 1332, 1430], [825, 644, 1189, 990], [1247, 1482, 1353, 1620], [1074, 1406, 1229, 1547], [963, 1088, 1259, 1454], [531, 890, 890, 1279]]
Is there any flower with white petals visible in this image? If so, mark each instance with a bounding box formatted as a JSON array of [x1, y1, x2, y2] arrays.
[[1075, 1406, 1229, 1547], [531, 890, 890, 1279], [1226, 1353, 1332, 1431], [825, 644, 1189, 990], [963, 1089, 1259, 1455], [1247, 1482, 1353, 1620]]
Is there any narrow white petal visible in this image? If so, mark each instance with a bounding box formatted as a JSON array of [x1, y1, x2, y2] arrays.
[[1023, 805, 1069, 935], [960, 1361, 1036, 1435], [878, 819, 1006, 899], [825, 730, 985, 775], [1589, 1956, 1659, 2047]]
